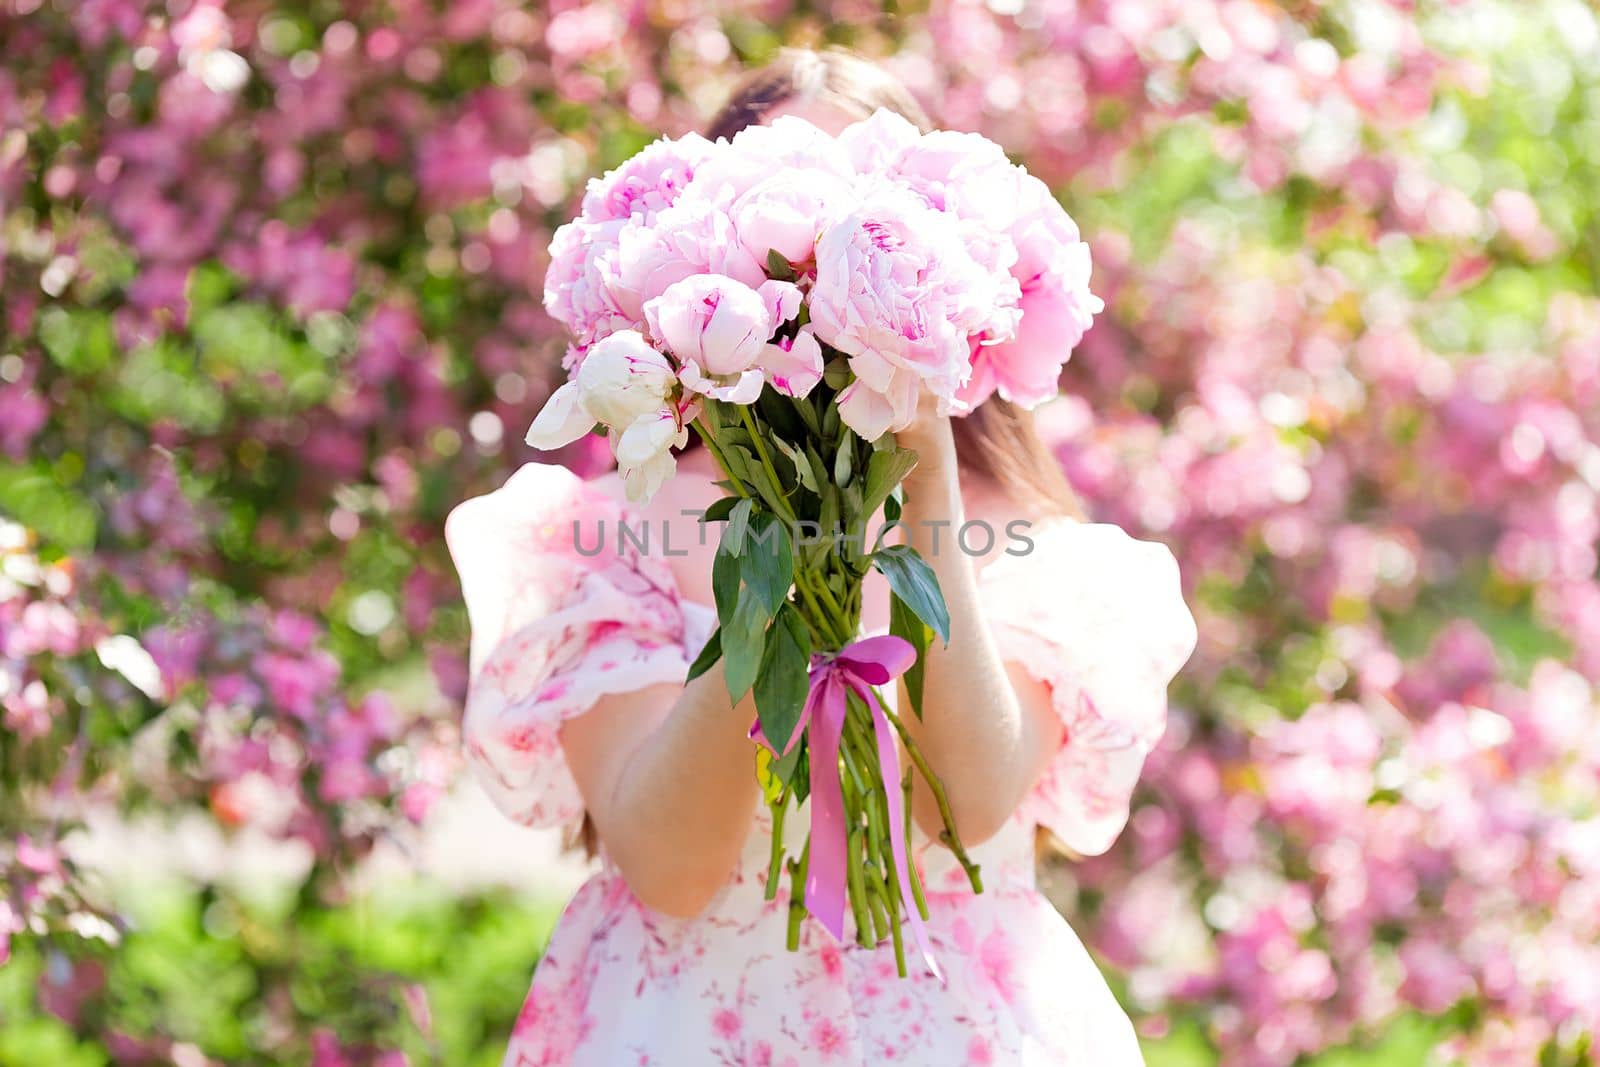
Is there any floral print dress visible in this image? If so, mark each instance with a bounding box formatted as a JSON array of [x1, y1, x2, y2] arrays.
[[446, 463, 1197, 1067]]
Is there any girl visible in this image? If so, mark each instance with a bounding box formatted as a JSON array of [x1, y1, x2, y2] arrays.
[[448, 48, 1197, 1067]]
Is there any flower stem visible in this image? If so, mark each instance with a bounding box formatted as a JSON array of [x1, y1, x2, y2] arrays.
[[842, 713, 883, 860], [901, 770, 931, 922], [845, 826, 873, 948], [792, 580, 841, 647], [807, 569, 850, 623], [871, 855, 908, 978], [863, 865, 892, 943], [693, 417, 752, 501], [764, 789, 788, 901], [790, 562, 850, 647], [786, 840, 810, 951], [883, 702, 983, 894], [738, 405, 798, 525]]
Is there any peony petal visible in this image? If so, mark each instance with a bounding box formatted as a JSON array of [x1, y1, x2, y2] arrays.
[[676, 361, 714, 396], [836, 108, 923, 173], [525, 381, 595, 450], [614, 410, 680, 469], [643, 284, 702, 365], [714, 368, 767, 404], [575, 330, 678, 427], [614, 410, 686, 504], [951, 353, 999, 414], [679, 363, 764, 404], [757, 279, 804, 326], [621, 449, 677, 503], [762, 328, 824, 399], [835, 380, 897, 441]]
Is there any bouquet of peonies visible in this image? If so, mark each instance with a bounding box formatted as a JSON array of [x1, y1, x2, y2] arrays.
[[529, 109, 1100, 976]]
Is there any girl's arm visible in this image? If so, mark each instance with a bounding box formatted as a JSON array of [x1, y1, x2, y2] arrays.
[[894, 413, 1065, 846], [559, 668, 760, 918]]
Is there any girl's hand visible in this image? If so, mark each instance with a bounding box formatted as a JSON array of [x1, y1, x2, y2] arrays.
[[894, 395, 959, 499]]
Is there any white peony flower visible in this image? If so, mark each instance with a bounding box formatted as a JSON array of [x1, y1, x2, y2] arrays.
[[613, 409, 689, 503]]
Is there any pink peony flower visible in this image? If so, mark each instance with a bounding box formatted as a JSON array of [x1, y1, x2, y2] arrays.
[[524, 328, 692, 503], [543, 218, 633, 346], [644, 274, 773, 402], [957, 175, 1102, 410], [809, 190, 1009, 435], [868, 131, 1100, 413], [579, 133, 715, 224], [613, 197, 766, 319], [695, 116, 855, 202], [890, 128, 1018, 215], [728, 168, 858, 266], [836, 108, 923, 173]]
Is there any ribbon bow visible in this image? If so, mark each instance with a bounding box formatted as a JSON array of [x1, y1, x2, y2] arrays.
[[752, 634, 942, 981]]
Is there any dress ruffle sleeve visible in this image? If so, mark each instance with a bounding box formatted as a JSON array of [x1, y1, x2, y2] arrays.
[[444, 463, 707, 829], [978, 520, 1197, 855]]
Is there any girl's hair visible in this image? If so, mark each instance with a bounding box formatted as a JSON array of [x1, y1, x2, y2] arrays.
[[708, 47, 1083, 521]]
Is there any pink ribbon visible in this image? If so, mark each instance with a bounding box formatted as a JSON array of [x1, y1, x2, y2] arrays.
[[752, 634, 942, 981]]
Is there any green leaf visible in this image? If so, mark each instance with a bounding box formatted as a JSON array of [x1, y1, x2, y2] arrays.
[[719, 444, 757, 486], [794, 395, 822, 437], [771, 739, 806, 788], [757, 390, 806, 440], [712, 543, 742, 624], [765, 440, 797, 490], [801, 523, 832, 570], [749, 474, 793, 520], [742, 512, 794, 615], [719, 426, 756, 452], [753, 604, 812, 753], [821, 357, 851, 391], [883, 491, 902, 525], [0, 463, 98, 551], [821, 399, 841, 439], [685, 627, 722, 683], [186, 262, 235, 314], [863, 447, 919, 520], [724, 498, 753, 557], [722, 585, 770, 703], [872, 544, 950, 645], [819, 483, 840, 542], [701, 496, 738, 524], [803, 447, 830, 497], [692, 414, 724, 447], [888, 592, 931, 718], [773, 437, 818, 494], [842, 481, 864, 530], [832, 437, 854, 488], [38, 307, 115, 375], [766, 248, 798, 282]]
